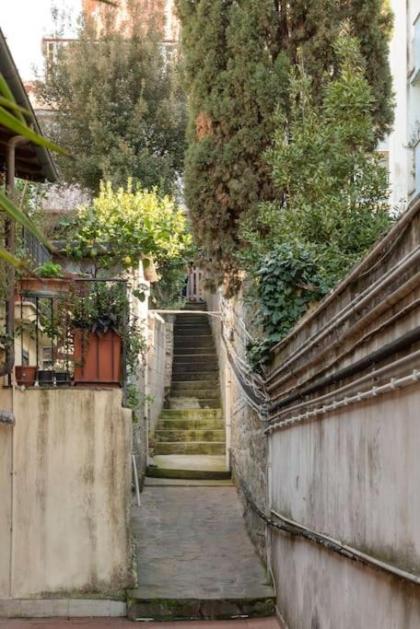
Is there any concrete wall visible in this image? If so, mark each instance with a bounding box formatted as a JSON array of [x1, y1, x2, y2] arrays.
[[267, 199, 420, 627], [146, 312, 174, 435], [206, 290, 268, 561], [0, 387, 132, 599]]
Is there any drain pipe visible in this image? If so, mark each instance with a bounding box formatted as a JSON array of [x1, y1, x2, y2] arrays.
[[0, 136, 26, 382]]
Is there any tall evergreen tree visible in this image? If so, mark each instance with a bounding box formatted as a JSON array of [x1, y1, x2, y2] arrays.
[[176, 0, 393, 287], [38, 10, 186, 194]]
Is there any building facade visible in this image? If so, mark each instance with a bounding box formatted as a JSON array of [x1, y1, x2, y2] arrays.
[[83, 0, 180, 44], [387, 0, 420, 210]]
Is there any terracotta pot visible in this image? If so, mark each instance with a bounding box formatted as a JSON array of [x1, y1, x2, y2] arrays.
[[73, 329, 122, 386], [15, 365, 37, 387], [19, 277, 70, 296]]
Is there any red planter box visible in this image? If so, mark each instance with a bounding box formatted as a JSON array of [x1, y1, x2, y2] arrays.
[[73, 330, 122, 386], [15, 366, 37, 387]]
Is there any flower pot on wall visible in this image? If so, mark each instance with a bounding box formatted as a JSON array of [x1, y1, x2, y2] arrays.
[[15, 366, 37, 387], [73, 329, 122, 386], [19, 277, 69, 296]]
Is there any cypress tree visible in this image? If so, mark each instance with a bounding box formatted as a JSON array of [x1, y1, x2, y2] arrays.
[[176, 0, 394, 287]]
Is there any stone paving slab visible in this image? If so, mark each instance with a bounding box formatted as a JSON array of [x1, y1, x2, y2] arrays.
[[0, 617, 282, 628], [129, 486, 275, 602]]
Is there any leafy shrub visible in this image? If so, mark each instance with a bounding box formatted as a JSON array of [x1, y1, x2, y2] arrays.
[[247, 244, 327, 372]]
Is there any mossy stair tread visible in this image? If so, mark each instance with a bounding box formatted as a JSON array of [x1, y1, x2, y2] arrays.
[[158, 419, 225, 430], [153, 442, 226, 455], [155, 429, 226, 442], [160, 409, 222, 418]]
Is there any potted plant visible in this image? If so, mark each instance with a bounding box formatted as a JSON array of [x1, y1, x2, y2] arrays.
[[19, 262, 67, 296], [15, 365, 37, 387], [72, 283, 127, 386]]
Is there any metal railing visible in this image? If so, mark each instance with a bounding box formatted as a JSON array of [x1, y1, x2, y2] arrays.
[[15, 278, 131, 389]]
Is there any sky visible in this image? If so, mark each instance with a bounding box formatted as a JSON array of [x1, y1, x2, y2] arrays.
[[2, 0, 82, 80]]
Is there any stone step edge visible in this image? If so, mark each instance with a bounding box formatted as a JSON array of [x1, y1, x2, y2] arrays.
[[0, 598, 127, 618], [146, 466, 231, 481], [126, 596, 276, 622]]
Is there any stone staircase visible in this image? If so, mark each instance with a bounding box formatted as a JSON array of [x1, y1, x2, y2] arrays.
[[132, 302, 276, 622], [148, 302, 230, 480]]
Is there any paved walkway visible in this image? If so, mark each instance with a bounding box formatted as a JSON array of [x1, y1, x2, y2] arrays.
[[131, 485, 274, 602], [0, 618, 281, 628]]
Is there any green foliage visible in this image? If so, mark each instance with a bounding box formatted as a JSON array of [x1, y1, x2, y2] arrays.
[[37, 11, 186, 194], [177, 0, 394, 288], [36, 261, 63, 278], [63, 181, 192, 273], [240, 31, 393, 371], [43, 281, 146, 379], [247, 244, 328, 373]]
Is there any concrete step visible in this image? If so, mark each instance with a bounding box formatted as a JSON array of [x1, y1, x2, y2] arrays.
[[165, 397, 221, 409], [144, 477, 233, 486], [170, 382, 220, 400], [174, 348, 217, 356], [144, 478, 233, 486], [160, 408, 222, 419], [174, 339, 214, 347], [127, 597, 276, 622], [175, 316, 210, 323], [173, 363, 218, 373], [157, 418, 225, 430], [173, 361, 219, 370], [146, 454, 230, 480], [173, 352, 217, 361], [153, 441, 226, 455], [171, 380, 220, 392], [174, 329, 213, 336], [172, 372, 219, 382], [155, 429, 226, 443]]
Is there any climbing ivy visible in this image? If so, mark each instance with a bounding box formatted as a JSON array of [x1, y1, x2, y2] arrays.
[[246, 244, 328, 373]]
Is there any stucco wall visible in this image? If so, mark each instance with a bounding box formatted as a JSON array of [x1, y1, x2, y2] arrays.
[[206, 290, 267, 561], [0, 387, 132, 599], [270, 386, 420, 628], [147, 312, 174, 435], [267, 199, 420, 627]]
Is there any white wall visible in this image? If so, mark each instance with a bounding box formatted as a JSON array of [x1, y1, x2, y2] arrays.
[[0, 388, 132, 599]]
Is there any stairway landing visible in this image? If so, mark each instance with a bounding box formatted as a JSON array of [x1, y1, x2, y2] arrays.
[[128, 486, 276, 621]]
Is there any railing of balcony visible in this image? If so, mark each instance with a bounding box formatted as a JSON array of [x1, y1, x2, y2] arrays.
[[14, 278, 131, 390], [21, 226, 51, 267]]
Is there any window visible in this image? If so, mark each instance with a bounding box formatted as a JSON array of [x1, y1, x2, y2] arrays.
[[42, 347, 53, 370]]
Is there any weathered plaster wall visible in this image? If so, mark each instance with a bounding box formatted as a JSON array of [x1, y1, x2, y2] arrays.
[[206, 291, 267, 561], [272, 533, 420, 629], [270, 386, 420, 628], [267, 199, 420, 627], [0, 388, 132, 599], [147, 312, 174, 436], [147, 313, 167, 435]]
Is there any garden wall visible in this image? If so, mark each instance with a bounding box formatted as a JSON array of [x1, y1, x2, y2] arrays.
[[206, 290, 268, 561], [0, 388, 132, 603], [266, 196, 420, 628]]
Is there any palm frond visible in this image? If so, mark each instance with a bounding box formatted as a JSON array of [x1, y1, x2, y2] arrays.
[[0, 247, 24, 269], [0, 106, 67, 155], [0, 97, 31, 118], [0, 74, 25, 123]]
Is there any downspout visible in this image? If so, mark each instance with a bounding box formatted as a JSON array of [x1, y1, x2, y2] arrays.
[[0, 136, 26, 381]]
